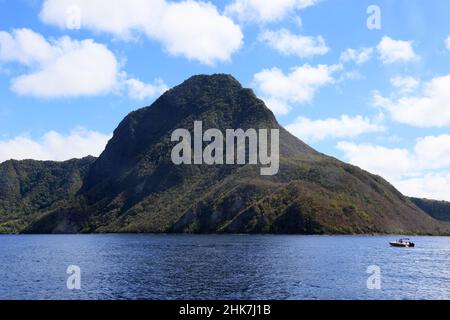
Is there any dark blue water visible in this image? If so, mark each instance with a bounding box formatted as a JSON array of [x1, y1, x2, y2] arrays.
[[0, 234, 449, 300]]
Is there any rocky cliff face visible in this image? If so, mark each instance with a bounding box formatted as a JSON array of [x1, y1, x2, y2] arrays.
[[0, 74, 446, 234]]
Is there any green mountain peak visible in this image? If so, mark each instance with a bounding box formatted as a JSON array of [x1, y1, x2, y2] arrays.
[[0, 75, 447, 235]]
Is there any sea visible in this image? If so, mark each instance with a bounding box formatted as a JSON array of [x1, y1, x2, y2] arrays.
[[0, 234, 449, 300]]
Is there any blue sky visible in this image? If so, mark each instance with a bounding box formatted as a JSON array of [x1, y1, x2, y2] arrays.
[[1, 0, 450, 200]]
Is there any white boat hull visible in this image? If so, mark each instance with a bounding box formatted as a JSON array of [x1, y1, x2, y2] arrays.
[[390, 241, 414, 247]]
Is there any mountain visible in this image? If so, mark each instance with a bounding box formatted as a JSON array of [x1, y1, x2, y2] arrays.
[[410, 197, 450, 222], [0, 74, 447, 234], [0, 156, 95, 233]]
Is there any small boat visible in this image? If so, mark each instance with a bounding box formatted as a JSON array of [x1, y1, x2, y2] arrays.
[[389, 238, 415, 247]]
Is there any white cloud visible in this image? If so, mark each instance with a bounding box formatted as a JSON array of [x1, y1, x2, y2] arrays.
[[395, 173, 450, 201], [339, 135, 450, 177], [337, 142, 415, 180], [414, 135, 450, 169], [0, 28, 166, 100], [0, 128, 111, 163], [390, 76, 419, 94], [337, 135, 450, 201], [376, 36, 418, 64], [445, 36, 450, 51], [10, 38, 118, 98], [40, 0, 243, 65], [40, 0, 157, 39], [339, 70, 364, 81], [124, 78, 168, 100], [0, 28, 54, 65], [340, 38, 417, 65], [225, 0, 319, 23], [286, 115, 385, 142], [262, 97, 291, 115], [259, 29, 329, 58], [0, 29, 118, 98], [253, 64, 342, 115], [373, 74, 450, 127], [340, 47, 373, 65]]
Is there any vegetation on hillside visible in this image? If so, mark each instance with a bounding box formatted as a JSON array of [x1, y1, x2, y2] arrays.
[[0, 75, 448, 235], [410, 197, 450, 222], [0, 157, 95, 233]]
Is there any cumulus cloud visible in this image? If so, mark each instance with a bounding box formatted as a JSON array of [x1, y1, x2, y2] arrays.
[[395, 173, 450, 201], [376, 36, 418, 64], [124, 78, 168, 100], [446, 36, 450, 51], [337, 135, 450, 201], [0, 29, 118, 97], [260, 98, 291, 116], [0, 128, 111, 163], [413, 135, 450, 169], [373, 74, 450, 127], [339, 47, 373, 65], [225, 0, 319, 23], [286, 115, 385, 142], [0, 28, 54, 65], [337, 142, 415, 180], [390, 76, 419, 94], [258, 29, 329, 58], [253, 64, 342, 115], [0, 28, 166, 100], [340, 38, 417, 65], [40, 0, 243, 65]]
